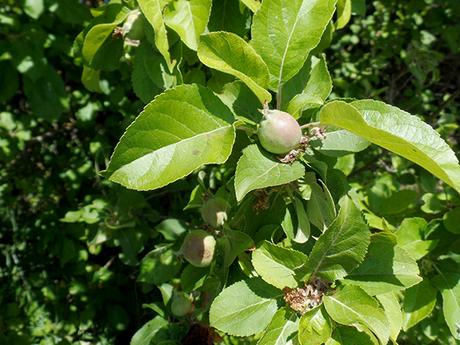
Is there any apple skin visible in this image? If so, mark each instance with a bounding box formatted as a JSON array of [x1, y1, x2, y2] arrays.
[[258, 110, 302, 154], [181, 230, 216, 267], [200, 197, 230, 227], [171, 292, 193, 317]]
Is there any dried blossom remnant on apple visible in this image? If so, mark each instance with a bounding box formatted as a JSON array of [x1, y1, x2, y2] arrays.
[[181, 230, 216, 268], [171, 292, 194, 317], [201, 197, 230, 228], [283, 278, 330, 314]]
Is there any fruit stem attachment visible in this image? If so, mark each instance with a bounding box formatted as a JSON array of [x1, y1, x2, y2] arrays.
[[300, 122, 321, 130]]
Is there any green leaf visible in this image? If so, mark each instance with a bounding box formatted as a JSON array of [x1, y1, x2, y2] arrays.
[[137, 247, 181, 285], [208, 0, 250, 36], [241, 0, 261, 12], [220, 229, 255, 268], [104, 84, 235, 191], [395, 217, 438, 260], [443, 207, 460, 234], [138, 0, 175, 70], [336, 0, 352, 29], [164, 0, 212, 51], [326, 326, 379, 345], [251, 0, 337, 90], [287, 55, 332, 118], [23, 0, 44, 19], [81, 66, 102, 93], [23, 66, 68, 121], [180, 264, 208, 292], [209, 278, 280, 336], [234, 144, 305, 202], [218, 81, 262, 124], [257, 308, 298, 345], [252, 241, 308, 289], [367, 175, 418, 216], [320, 100, 460, 193], [376, 292, 403, 341], [0, 61, 19, 103], [432, 271, 460, 339], [343, 232, 422, 295], [318, 130, 370, 157], [132, 44, 162, 103], [130, 316, 168, 345], [303, 196, 370, 282], [82, 5, 130, 67], [298, 306, 332, 345], [402, 280, 437, 331], [323, 285, 390, 345], [156, 219, 187, 241], [303, 173, 336, 231], [293, 195, 310, 243], [198, 32, 271, 104]]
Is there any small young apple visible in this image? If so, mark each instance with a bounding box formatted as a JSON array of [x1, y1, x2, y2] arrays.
[[181, 230, 216, 267]]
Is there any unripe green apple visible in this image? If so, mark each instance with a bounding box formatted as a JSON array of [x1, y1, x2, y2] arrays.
[[257, 109, 302, 154], [200, 197, 230, 227], [171, 292, 193, 317], [181, 230, 216, 267]]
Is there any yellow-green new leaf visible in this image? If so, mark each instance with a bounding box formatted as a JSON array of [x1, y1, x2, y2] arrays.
[[164, 0, 211, 51], [198, 32, 271, 104], [241, 0, 261, 13], [320, 100, 460, 193], [138, 0, 174, 71]]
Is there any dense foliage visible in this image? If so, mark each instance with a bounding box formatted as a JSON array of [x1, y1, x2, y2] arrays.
[[1, 0, 459, 344]]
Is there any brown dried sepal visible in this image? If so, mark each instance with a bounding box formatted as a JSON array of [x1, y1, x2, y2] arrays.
[[112, 27, 124, 39], [283, 278, 330, 315], [181, 323, 220, 345], [278, 136, 310, 164], [309, 127, 327, 141], [253, 190, 271, 213]]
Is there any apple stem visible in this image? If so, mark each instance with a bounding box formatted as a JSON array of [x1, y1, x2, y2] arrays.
[[300, 122, 321, 130]]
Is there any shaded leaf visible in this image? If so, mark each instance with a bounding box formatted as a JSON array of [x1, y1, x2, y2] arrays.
[[402, 280, 437, 331], [432, 270, 460, 339], [287, 55, 332, 118], [130, 316, 168, 345]]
